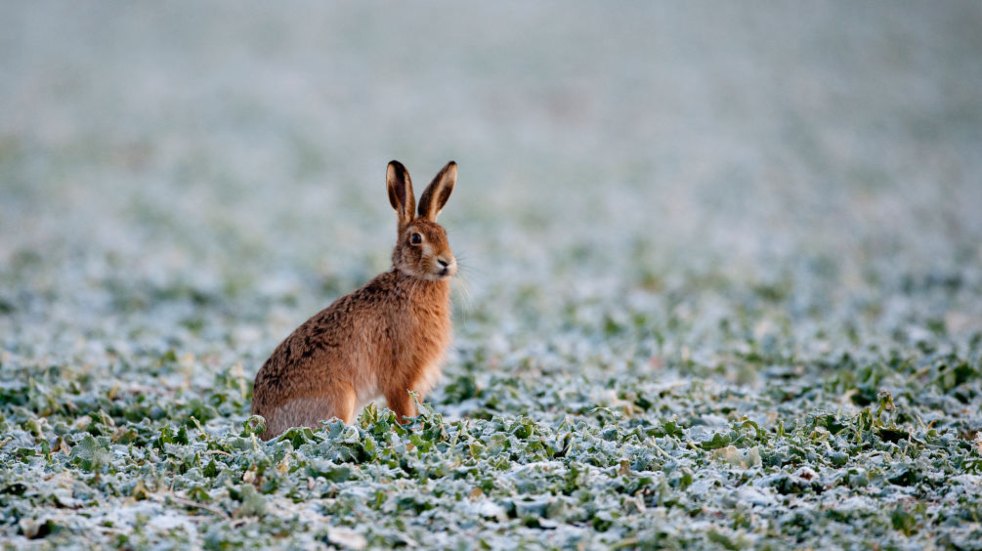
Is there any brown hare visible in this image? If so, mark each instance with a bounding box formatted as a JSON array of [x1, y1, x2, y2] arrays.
[[251, 161, 458, 440]]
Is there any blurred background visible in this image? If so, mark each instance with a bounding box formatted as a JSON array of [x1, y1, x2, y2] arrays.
[[1, 2, 981, 375], [2, 6, 981, 546]]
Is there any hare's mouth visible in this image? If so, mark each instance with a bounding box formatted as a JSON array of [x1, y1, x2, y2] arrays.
[[435, 257, 456, 278]]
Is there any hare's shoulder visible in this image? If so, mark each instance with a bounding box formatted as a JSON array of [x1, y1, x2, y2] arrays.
[[348, 270, 405, 303]]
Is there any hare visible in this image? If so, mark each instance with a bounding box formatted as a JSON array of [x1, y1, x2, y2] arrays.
[[251, 160, 458, 440]]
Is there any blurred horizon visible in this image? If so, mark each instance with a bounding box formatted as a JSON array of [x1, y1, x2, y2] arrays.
[[1, 2, 981, 298]]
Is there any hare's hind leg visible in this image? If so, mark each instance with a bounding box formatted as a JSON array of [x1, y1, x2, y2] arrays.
[[266, 386, 356, 437], [323, 384, 357, 424]]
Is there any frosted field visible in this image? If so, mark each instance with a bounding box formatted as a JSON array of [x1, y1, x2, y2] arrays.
[[1, 2, 981, 549]]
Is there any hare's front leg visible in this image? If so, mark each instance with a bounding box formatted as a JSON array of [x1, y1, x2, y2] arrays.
[[385, 389, 417, 424]]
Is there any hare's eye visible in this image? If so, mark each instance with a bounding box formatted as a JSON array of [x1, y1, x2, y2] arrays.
[[410, 233, 423, 245]]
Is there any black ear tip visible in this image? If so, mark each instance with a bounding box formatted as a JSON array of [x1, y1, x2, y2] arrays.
[[388, 160, 408, 179]]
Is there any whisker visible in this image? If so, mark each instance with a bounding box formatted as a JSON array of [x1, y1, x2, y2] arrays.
[[452, 273, 475, 316], [450, 252, 479, 319]]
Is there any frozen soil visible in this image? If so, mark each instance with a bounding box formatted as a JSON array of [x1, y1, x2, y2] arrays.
[[1, 3, 981, 549]]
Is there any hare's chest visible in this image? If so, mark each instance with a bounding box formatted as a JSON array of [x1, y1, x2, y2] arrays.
[[418, 317, 452, 387], [414, 353, 445, 395]]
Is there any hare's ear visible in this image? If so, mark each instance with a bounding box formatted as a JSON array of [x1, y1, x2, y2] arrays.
[[387, 160, 416, 226], [418, 161, 457, 221]]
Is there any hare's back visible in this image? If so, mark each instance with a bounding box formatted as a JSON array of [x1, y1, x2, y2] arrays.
[[252, 284, 393, 408]]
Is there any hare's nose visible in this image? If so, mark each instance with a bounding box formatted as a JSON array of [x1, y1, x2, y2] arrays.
[[437, 258, 450, 268]]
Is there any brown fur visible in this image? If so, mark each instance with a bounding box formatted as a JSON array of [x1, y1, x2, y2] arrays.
[[251, 161, 458, 440]]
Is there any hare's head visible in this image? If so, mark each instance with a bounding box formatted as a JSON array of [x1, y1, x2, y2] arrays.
[[387, 160, 458, 281]]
